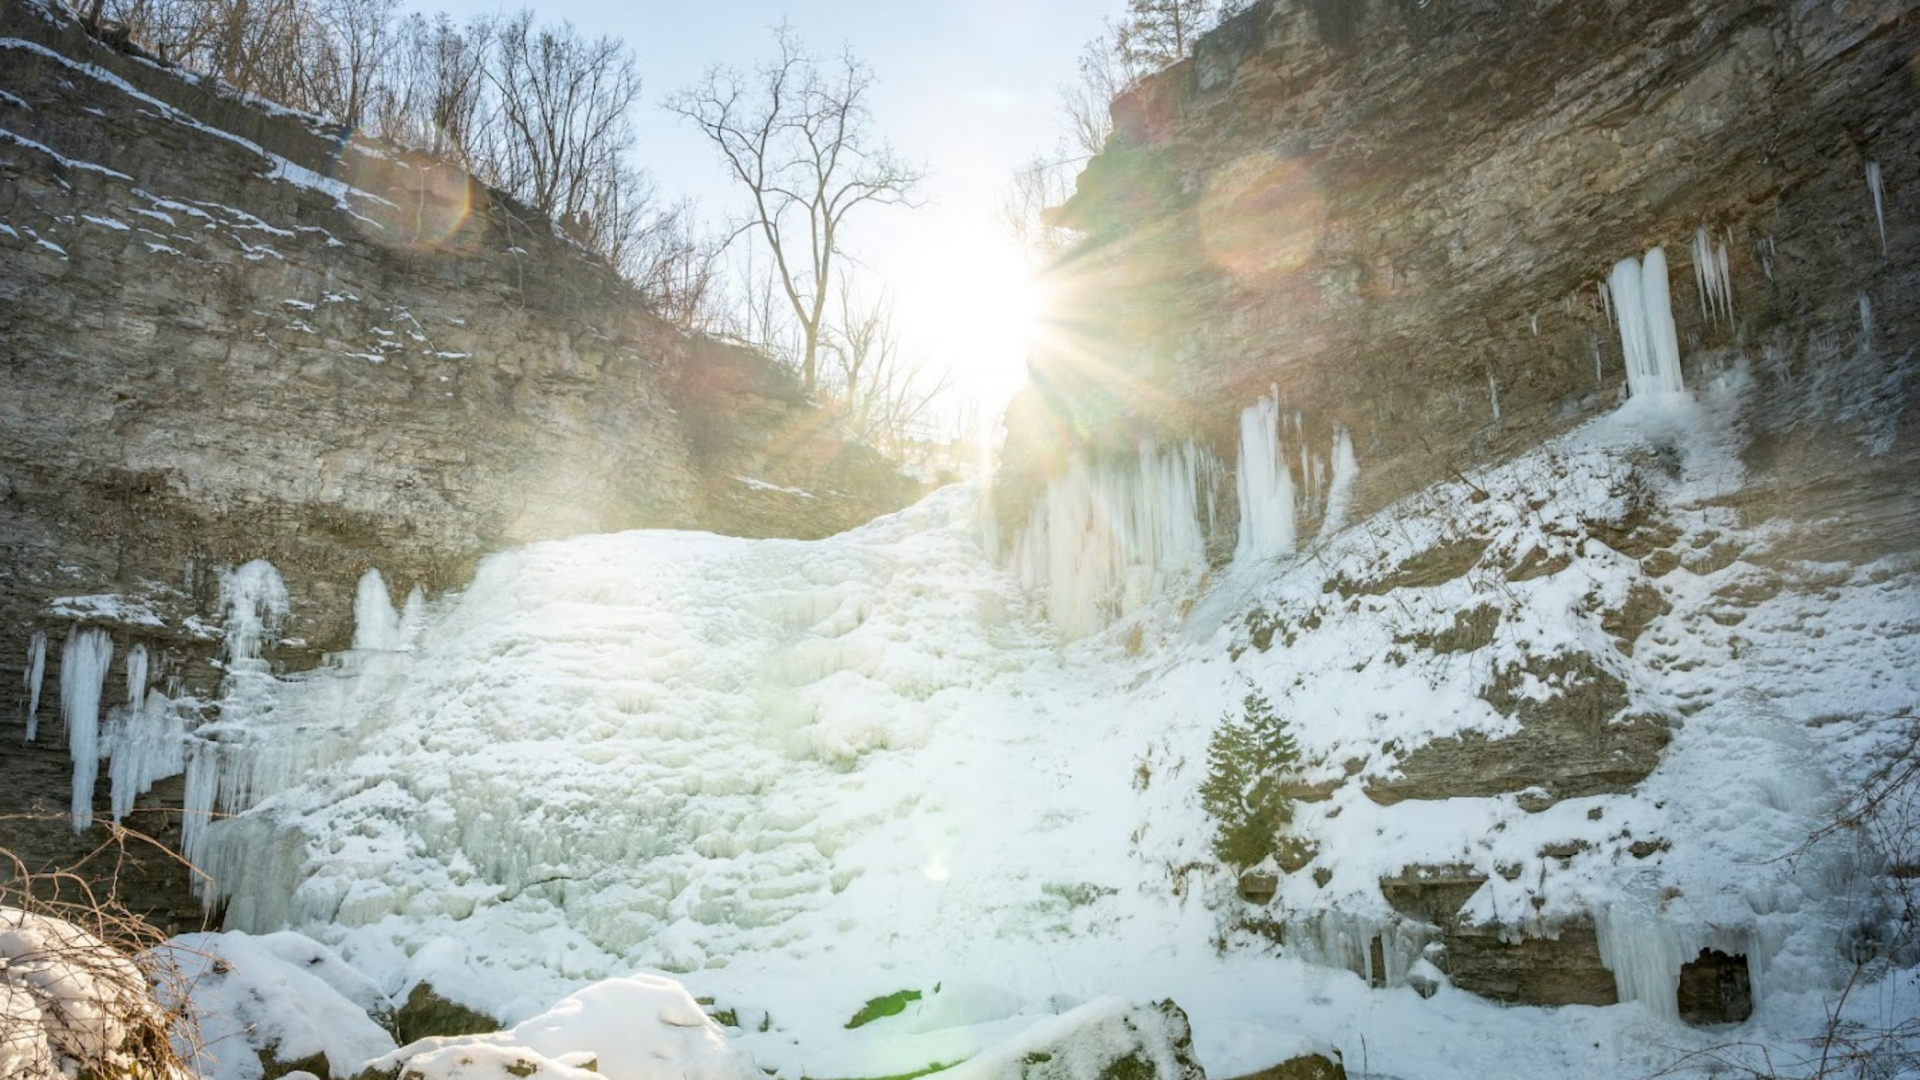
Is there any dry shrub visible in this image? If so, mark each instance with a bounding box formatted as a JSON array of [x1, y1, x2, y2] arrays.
[[1, 826, 203, 1080]]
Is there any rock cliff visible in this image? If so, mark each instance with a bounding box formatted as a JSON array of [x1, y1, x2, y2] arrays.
[[1008, 0, 1917, 542], [0, 0, 912, 917]]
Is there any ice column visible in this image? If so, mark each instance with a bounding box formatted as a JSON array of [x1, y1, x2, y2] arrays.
[[24, 629, 46, 741], [60, 627, 114, 832], [1322, 426, 1359, 535], [352, 568, 403, 652], [1609, 247, 1685, 396], [1237, 391, 1296, 560]]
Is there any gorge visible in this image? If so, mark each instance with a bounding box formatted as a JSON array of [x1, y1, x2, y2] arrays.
[[4, 1, 1919, 1078]]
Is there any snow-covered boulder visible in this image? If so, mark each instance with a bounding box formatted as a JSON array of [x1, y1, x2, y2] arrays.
[[1, 906, 175, 1080], [368, 973, 759, 1080], [941, 998, 1205, 1080], [155, 930, 399, 1080]]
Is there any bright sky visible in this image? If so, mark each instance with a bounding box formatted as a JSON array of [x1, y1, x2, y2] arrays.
[[421, 0, 1119, 426]]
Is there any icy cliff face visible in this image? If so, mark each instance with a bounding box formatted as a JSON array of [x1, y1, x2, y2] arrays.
[[1008, 0, 1919, 550], [172, 378, 1919, 1078]]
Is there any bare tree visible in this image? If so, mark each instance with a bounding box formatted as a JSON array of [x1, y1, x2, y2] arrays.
[[374, 12, 491, 163], [1000, 145, 1082, 265], [1061, 23, 1139, 158], [1115, 0, 1222, 72], [666, 24, 924, 395], [311, 0, 399, 129], [821, 283, 954, 460], [485, 11, 642, 227]]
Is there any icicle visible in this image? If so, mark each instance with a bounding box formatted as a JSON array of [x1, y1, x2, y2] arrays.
[[24, 629, 46, 741], [1236, 390, 1296, 562], [124, 644, 148, 707], [1866, 161, 1886, 257], [352, 569, 403, 652], [1487, 366, 1502, 421], [1859, 293, 1874, 351], [109, 687, 187, 822], [1692, 227, 1734, 326], [60, 627, 113, 832], [1599, 281, 1613, 328], [1322, 426, 1359, 536], [1529, 313, 1539, 337], [1610, 247, 1685, 397]]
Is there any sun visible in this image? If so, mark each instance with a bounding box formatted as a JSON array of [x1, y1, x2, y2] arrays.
[[880, 207, 1042, 427]]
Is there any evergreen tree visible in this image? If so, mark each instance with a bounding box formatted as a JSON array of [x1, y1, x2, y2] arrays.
[[1199, 689, 1301, 868]]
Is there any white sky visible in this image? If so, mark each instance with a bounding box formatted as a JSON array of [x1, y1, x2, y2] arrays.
[[419, 0, 1121, 422]]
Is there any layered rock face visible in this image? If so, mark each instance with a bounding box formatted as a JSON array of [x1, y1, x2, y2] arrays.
[[0, 0, 910, 915], [1008, 0, 1918, 537]]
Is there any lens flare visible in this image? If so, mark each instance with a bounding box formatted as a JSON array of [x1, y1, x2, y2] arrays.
[[334, 130, 478, 252], [1198, 151, 1325, 280]]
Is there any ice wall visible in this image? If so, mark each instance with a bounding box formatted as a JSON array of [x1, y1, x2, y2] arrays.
[[23, 629, 46, 741], [59, 627, 113, 832], [1010, 441, 1211, 638], [1609, 248, 1685, 397], [1236, 392, 1296, 560], [108, 687, 189, 822]]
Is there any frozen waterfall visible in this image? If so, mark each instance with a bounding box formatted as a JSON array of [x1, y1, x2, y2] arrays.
[[1010, 441, 1210, 639], [1609, 248, 1685, 397]]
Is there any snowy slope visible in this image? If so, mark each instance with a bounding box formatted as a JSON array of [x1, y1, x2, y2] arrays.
[[178, 377, 1919, 1080]]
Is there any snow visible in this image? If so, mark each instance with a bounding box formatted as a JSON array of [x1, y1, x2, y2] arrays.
[[0, 126, 133, 180], [155, 931, 397, 1080], [0, 908, 157, 1080], [1610, 247, 1686, 397], [1235, 391, 1296, 560], [23, 629, 47, 741], [109, 375, 1914, 1080], [80, 214, 129, 231], [46, 593, 169, 628], [59, 627, 113, 832], [734, 476, 815, 498], [367, 973, 756, 1080]]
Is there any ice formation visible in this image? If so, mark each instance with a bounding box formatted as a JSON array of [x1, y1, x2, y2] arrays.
[[1609, 247, 1685, 396], [107, 687, 189, 822], [1690, 227, 1733, 326], [23, 629, 46, 741], [183, 560, 291, 869], [1235, 391, 1296, 560], [59, 627, 113, 831], [1321, 426, 1358, 536], [1010, 442, 1210, 638], [351, 569, 403, 652], [1866, 160, 1886, 256]]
